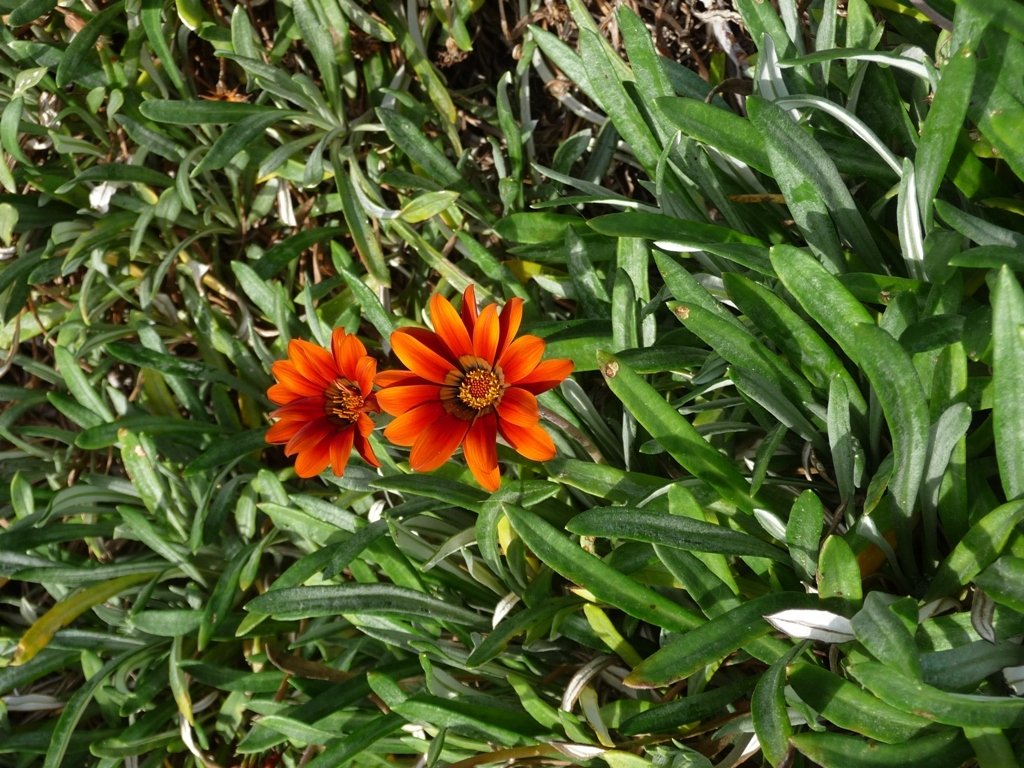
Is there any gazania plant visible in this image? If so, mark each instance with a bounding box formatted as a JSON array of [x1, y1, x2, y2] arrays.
[[268, 286, 573, 491]]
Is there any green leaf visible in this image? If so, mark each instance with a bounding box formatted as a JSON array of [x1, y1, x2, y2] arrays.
[[7, 0, 58, 26], [117, 506, 206, 586], [466, 596, 583, 667], [975, 557, 1024, 613], [251, 226, 346, 279], [54, 346, 115, 423], [817, 535, 862, 613], [55, 164, 172, 194], [43, 650, 137, 768], [76, 417, 223, 450], [503, 503, 702, 634], [916, 43, 977, 226], [787, 663, 936, 743], [671, 301, 817, 413], [624, 592, 815, 688], [618, 677, 756, 735], [752, 642, 806, 767], [748, 95, 884, 274], [303, 714, 406, 768], [291, 0, 340, 114], [597, 352, 763, 515], [723, 272, 865, 413], [106, 343, 266, 402], [786, 491, 825, 584], [792, 729, 972, 768], [851, 592, 921, 678], [964, 727, 1018, 768], [56, 2, 126, 87], [849, 661, 1024, 727], [183, 427, 266, 477], [770, 245, 874, 358], [926, 499, 1024, 599], [139, 100, 283, 124], [992, 266, 1024, 500], [656, 97, 770, 174], [192, 111, 302, 176], [851, 323, 928, 573], [578, 30, 661, 175], [141, 0, 185, 92], [567, 507, 790, 562], [245, 584, 487, 628]]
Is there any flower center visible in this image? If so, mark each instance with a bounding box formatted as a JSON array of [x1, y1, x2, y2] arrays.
[[324, 379, 364, 424], [458, 369, 501, 410]]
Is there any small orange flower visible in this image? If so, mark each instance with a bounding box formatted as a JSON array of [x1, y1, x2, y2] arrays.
[[376, 286, 573, 491], [266, 329, 381, 478]]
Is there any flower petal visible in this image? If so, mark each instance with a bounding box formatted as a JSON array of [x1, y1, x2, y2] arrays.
[[461, 284, 478, 334], [514, 358, 574, 395], [268, 383, 302, 405], [383, 401, 447, 446], [497, 297, 524, 359], [329, 427, 356, 477], [267, 419, 303, 444], [410, 414, 470, 472], [375, 370, 431, 388], [357, 412, 375, 437], [271, 360, 324, 399], [284, 418, 336, 456], [355, 356, 377, 396], [294, 440, 332, 478], [464, 412, 500, 491], [331, 328, 368, 380], [431, 293, 474, 358], [355, 432, 381, 468], [499, 420, 556, 462], [271, 396, 327, 422], [377, 384, 443, 416], [473, 303, 500, 365], [289, 339, 338, 388], [497, 335, 545, 383], [392, 329, 458, 384], [497, 387, 540, 426]]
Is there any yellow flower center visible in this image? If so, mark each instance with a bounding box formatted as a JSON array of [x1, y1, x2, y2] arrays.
[[325, 379, 364, 424], [457, 369, 501, 410]]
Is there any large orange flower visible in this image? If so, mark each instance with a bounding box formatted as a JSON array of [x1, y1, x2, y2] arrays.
[[266, 329, 381, 478], [375, 286, 573, 491]]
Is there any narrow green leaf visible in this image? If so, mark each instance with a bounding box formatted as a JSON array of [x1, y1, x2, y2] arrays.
[[992, 266, 1024, 500], [598, 352, 762, 515], [770, 245, 874, 358], [503, 503, 702, 634], [625, 592, 813, 688], [851, 592, 921, 678], [56, 2, 126, 87], [851, 323, 929, 573], [567, 507, 790, 562], [849, 661, 1024, 727], [618, 677, 756, 735], [752, 642, 806, 766], [140, 100, 283, 124], [245, 584, 487, 628], [792, 729, 972, 768], [786, 491, 825, 585], [817, 535, 862, 613], [787, 663, 936, 743], [926, 499, 1024, 599]]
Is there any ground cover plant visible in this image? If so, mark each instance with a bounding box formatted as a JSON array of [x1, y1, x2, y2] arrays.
[[2, 0, 1024, 764]]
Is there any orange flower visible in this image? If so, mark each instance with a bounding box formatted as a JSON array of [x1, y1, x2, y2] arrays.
[[266, 329, 381, 478], [375, 286, 573, 491]]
